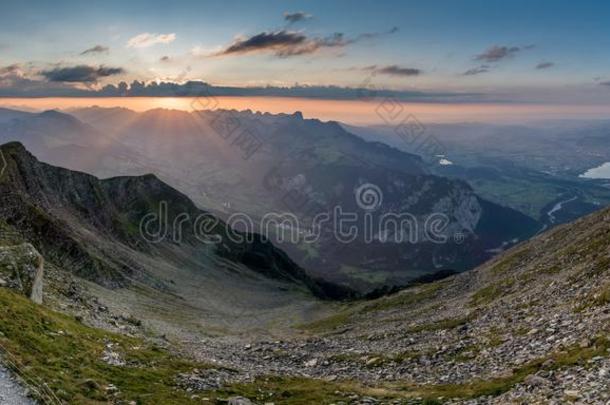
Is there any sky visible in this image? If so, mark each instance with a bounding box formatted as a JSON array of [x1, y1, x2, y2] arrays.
[[2, 0, 610, 104]]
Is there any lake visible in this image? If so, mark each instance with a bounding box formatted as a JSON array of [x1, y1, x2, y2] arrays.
[[580, 162, 610, 179]]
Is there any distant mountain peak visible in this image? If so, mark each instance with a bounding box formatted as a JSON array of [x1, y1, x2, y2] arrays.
[[36, 109, 82, 124]]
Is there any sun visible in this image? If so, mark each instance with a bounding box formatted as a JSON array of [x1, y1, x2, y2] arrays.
[[152, 97, 192, 111]]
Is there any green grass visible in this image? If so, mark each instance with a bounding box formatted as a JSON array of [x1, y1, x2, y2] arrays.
[[328, 349, 430, 368], [1, 286, 608, 404], [490, 248, 531, 275], [206, 334, 610, 403], [470, 278, 516, 307], [298, 281, 448, 333], [446, 345, 481, 362], [296, 307, 354, 333], [386, 334, 610, 400], [575, 282, 610, 311], [592, 283, 610, 306], [205, 376, 385, 405], [485, 328, 504, 348], [0, 287, 209, 404], [541, 264, 562, 275], [407, 314, 475, 334], [362, 281, 447, 313]]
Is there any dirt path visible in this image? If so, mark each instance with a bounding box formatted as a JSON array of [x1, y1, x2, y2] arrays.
[[0, 364, 35, 405]]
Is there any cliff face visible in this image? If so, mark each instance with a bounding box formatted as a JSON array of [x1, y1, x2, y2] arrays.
[[0, 243, 44, 303], [0, 142, 353, 299]]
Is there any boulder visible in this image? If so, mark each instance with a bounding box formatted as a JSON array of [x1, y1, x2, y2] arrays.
[[0, 243, 44, 303], [227, 397, 253, 405]]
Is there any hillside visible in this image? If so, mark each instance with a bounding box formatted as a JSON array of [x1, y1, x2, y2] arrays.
[[346, 122, 610, 225], [179, 201, 610, 403], [0, 159, 608, 403], [0, 142, 354, 338]]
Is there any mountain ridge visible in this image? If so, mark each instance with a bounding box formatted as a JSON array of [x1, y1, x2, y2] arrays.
[[0, 141, 354, 299]]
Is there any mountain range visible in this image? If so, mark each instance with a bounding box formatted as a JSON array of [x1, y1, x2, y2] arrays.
[[0, 107, 540, 291], [0, 141, 608, 404], [0, 142, 356, 337]]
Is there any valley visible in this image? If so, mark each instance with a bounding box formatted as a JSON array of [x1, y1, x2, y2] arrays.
[[0, 142, 608, 404], [3, 3, 610, 404], [0, 107, 541, 291], [347, 122, 610, 226]]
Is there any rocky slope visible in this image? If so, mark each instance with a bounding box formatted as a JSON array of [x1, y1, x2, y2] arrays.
[[175, 200, 610, 403]]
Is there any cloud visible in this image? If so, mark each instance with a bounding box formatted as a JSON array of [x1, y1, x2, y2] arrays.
[[0, 76, 483, 101], [599, 81, 610, 86], [215, 28, 398, 58], [218, 31, 307, 56], [127, 33, 176, 48], [80, 45, 109, 55], [463, 65, 490, 76], [475, 45, 522, 62], [376, 65, 421, 76], [284, 11, 312, 24], [357, 26, 399, 40], [0, 64, 22, 76], [536, 62, 554, 70], [40, 65, 125, 82], [363, 64, 421, 76]]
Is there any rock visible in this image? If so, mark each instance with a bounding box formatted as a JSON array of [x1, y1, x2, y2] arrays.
[[366, 357, 382, 367], [79, 378, 100, 391], [494, 369, 514, 379], [542, 359, 556, 368], [305, 358, 318, 367], [0, 243, 44, 303], [524, 375, 549, 387], [227, 396, 253, 405], [564, 390, 580, 398]]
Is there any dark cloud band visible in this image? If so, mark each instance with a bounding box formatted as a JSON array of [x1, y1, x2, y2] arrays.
[[284, 11, 312, 24], [475, 45, 521, 62], [40, 65, 124, 82], [215, 27, 399, 58]]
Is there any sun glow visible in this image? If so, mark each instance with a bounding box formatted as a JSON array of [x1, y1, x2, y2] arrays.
[[1, 97, 610, 125]]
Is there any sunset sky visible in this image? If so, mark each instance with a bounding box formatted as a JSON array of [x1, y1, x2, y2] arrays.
[[2, 0, 610, 109]]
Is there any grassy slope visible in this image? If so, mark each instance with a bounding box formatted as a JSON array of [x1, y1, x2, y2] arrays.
[[0, 287, 209, 404], [0, 278, 608, 404]]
